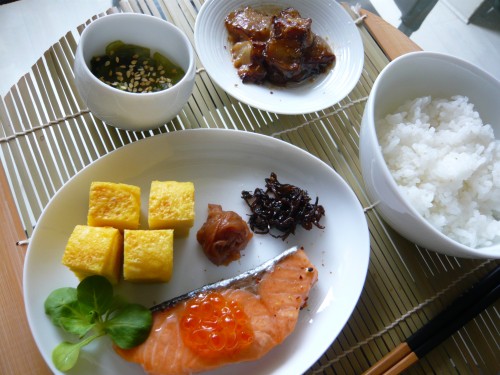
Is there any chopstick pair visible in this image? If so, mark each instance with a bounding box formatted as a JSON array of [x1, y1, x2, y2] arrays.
[[363, 265, 500, 375]]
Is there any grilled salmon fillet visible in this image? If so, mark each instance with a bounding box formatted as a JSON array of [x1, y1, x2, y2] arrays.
[[115, 247, 318, 374]]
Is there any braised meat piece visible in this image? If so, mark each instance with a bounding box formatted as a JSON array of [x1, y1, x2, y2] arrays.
[[264, 8, 334, 84], [272, 8, 314, 49], [226, 7, 271, 83], [225, 7, 273, 42], [304, 35, 337, 66], [264, 38, 304, 84], [225, 6, 335, 85], [230, 41, 267, 83], [299, 36, 336, 84]]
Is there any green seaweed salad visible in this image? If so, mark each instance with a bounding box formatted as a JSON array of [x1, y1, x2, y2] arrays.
[[90, 40, 185, 93], [45, 275, 152, 372]]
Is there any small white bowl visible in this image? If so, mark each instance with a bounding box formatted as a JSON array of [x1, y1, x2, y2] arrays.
[[74, 13, 196, 131], [194, 0, 364, 114], [359, 51, 500, 259]]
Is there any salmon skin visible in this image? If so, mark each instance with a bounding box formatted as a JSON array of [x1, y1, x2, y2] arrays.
[[151, 246, 304, 312], [115, 246, 318, 375]]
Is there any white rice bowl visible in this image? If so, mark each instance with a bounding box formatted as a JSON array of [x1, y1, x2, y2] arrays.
[[378, 95, 500, 248]]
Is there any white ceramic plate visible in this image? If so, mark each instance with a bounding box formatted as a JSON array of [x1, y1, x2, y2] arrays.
[[24, 129, 370, 375], [194, 0, 364, 114]]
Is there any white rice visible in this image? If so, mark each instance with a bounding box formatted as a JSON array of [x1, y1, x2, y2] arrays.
[[377, 95, 500, 248]]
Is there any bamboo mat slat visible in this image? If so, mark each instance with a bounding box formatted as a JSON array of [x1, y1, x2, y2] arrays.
[[0, 1, 498, 374]]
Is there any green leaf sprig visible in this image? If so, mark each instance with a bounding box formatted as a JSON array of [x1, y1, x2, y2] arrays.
[[44, 275, 153, 372]]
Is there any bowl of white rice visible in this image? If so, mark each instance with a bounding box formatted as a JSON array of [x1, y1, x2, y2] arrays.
[[359, 51, 500, 259]]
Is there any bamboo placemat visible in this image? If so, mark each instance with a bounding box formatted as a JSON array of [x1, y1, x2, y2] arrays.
[[0, 1, 498, 374]]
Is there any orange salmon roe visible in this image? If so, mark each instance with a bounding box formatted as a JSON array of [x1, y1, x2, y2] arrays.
[[180, 291, 254, 358]]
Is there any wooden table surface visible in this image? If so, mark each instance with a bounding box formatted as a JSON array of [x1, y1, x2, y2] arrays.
[[0, 6, 421, 375]]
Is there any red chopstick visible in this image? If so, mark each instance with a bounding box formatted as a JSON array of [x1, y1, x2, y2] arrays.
[[363, 265, 500, 375]]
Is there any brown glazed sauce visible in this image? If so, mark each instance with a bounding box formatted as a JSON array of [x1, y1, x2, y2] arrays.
[[225, 7, 335, 85]]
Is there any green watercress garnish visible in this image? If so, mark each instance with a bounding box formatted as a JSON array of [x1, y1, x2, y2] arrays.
[[44, 275, 152, 372]]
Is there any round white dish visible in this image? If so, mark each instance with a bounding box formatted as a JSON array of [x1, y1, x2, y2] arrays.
[[24, 129, 370, 374], [194, 0, 364, 114]]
